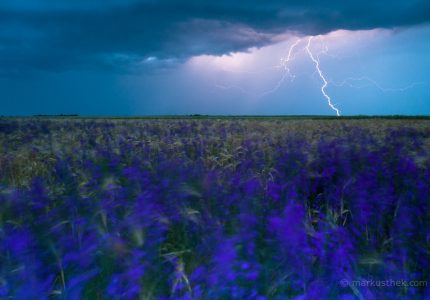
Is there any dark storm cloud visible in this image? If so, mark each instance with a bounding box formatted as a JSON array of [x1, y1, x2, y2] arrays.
[[1, 0, 429, 75]]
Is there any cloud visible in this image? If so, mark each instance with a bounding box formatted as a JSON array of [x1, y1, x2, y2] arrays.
[[0, 0, 429, 75]]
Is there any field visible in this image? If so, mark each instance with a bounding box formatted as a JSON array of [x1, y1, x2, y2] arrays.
[[0, 117, 429, 299]]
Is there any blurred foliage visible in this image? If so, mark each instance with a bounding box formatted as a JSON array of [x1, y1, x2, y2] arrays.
[[0, 118, 429, 299]]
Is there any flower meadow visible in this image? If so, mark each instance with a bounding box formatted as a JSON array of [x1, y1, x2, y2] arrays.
[[0, 118, 429, 299]]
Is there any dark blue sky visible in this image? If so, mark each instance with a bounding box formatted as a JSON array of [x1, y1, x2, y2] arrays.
[[1, 0, 429, 115]]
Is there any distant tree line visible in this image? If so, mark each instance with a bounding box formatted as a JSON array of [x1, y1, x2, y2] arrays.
[[33, 114, 79, 117]]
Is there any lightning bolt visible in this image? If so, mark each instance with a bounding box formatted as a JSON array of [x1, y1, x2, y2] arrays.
[[215, 37, 342, 115], [305, 36, 341, 116], [213, 34, 425, 116], [330, 76, 427, 93], [257, 38, 301, 97], [213, 39, 302, 97]]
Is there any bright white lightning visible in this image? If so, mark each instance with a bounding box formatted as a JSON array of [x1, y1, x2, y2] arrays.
[[212, 32, 425, 116], [305, 36, 341, 116], [212, 39, 302, 97], [277, 38, 302, 78], [214, 37, 343, 115], [330, 76, 427, 93], [257, 38, 301, 97]]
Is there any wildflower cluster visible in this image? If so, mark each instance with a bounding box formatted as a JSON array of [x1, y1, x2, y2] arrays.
[[0, 118, 429, 299]]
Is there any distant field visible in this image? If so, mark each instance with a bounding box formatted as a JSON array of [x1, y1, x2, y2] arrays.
[[0, 118, 429, 299], [6, 114, 430, 120]]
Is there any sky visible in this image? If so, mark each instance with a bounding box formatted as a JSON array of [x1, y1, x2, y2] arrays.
[[0, 1, 430, 116]]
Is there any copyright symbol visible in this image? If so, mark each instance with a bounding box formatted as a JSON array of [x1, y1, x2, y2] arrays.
[[340, 279, 349, 288]]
